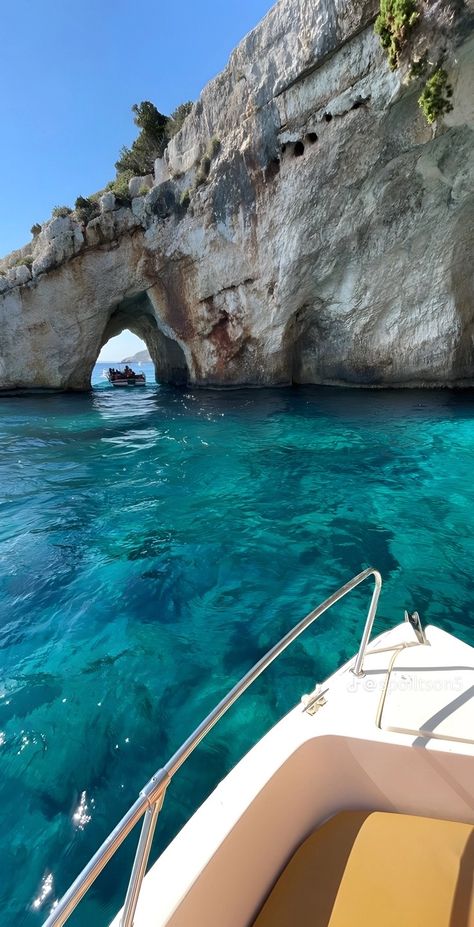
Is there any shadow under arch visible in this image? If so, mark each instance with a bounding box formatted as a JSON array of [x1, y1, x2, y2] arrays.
[[97, 291, 189, 386], [281, 303, 325, 385]]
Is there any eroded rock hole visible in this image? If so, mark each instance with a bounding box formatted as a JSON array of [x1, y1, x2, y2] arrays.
[[293, 140, 305, 157], [282, 303, 324, 384], [324, 112, 333, 123], [351, 97, 370, 110], [264, 157, 281, 182], [306, 132, 318, 144]]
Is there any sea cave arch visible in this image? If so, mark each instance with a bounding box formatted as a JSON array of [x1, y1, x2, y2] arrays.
[[282, 303, 326, 385], [96, 291, 190, 386]]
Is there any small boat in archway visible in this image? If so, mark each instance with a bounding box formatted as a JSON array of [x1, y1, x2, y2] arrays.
[[105, 366, 146, 387]]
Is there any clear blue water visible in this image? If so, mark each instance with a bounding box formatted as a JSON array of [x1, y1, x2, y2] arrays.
[[1, 365, 474, 925]]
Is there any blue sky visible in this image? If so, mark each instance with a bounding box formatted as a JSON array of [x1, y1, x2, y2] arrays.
[[1, 0, 274, 359], [98, 331, 150, 362]]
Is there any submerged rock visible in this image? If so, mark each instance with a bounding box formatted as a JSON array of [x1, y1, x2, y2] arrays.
[[0, 0, 473, 390]]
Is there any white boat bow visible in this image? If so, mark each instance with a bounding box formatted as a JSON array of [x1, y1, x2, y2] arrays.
[[42, 569, 474, 927]]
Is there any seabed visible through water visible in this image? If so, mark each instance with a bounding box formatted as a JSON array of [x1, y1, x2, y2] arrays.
[[1, 362, 474, 925]]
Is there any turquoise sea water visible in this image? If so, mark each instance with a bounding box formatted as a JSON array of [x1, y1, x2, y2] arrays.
[[1, 366, 474, 925]]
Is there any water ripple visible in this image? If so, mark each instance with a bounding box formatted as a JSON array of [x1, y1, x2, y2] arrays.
[[0, 371, 474, 925]]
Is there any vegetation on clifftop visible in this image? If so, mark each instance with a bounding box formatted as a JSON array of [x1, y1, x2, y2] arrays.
[[115, 101, 193, 176], [115, 102, 168, 175], [29, 98, 194, 236], [105, 171, 134, 201], [52, 206, 73, 218], [74, 196, 100, 224]]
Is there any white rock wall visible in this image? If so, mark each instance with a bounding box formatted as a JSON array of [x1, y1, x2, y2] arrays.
[[0, 0, 473, 390]]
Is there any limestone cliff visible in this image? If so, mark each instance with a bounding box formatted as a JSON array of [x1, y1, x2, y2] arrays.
[[1, 0, 473, 391]]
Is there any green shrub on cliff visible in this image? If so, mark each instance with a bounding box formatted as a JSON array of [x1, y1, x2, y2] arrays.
[[167, 102, 193, 138], [195, 155, 211, 186], [418, 68, 454, 123], [193, 137, 221, 188], [180, 188, 191, 209], [106, 170, 133, 202], [206, 136, 221, 159], [375, 0, 419, 69], [30, 223, 42, 237], [52, 205, 72, 218], [375, 0, 455, 126], [87, 190, 104, 203], [74, 195, 100, 224]]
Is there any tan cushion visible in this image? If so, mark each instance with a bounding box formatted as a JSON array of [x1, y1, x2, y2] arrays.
[[253, 811, 474, 927]]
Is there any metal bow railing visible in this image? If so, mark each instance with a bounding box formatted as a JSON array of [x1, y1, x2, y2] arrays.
[[43, 567, 382, 927]]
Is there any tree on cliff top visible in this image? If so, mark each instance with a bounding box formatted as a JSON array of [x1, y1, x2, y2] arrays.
[[166, 101, 193, 138], [133, 101, 168, 139], [115, 100, 193, 176], [115, 101, 168, 175]]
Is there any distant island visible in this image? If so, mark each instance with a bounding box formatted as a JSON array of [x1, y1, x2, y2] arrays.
[[120, 349, 151, 363]]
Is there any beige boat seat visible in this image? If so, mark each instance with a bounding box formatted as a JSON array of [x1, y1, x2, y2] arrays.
[[253, 810, 474, 927]]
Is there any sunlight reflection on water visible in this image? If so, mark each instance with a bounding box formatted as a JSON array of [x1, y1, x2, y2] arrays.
[[0, 379, 473, 925]]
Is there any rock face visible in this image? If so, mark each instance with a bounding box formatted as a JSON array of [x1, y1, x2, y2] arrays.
[[1, 0, 473, 390]]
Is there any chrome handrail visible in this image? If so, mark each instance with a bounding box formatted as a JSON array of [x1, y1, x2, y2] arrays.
[[42, 567, 382, 927]]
